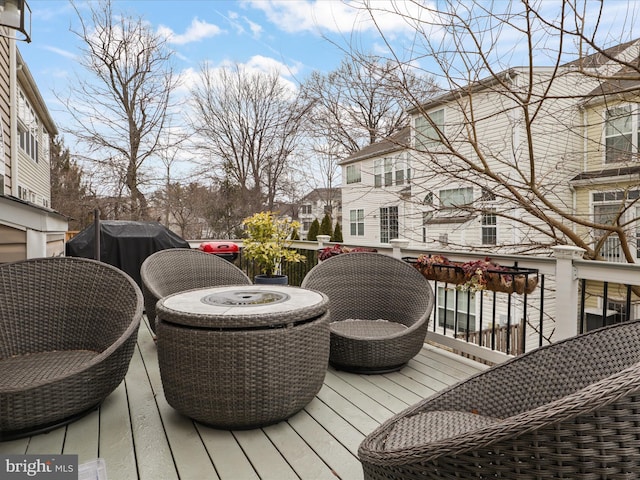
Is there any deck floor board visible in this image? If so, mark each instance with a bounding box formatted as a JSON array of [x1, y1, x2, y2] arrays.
[[0, 317, 487, 479]]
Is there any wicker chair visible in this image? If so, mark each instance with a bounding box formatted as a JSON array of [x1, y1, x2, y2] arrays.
[[359, 319, 640, 479], [141, 248, 252, 332], [0, 257, 142, 441], [301, 252, 434, 373]]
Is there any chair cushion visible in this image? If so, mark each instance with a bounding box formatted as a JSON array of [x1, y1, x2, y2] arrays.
[[383, 411, 500, 450], [0, 350, 99, 389], [331, 319, 407, 339]]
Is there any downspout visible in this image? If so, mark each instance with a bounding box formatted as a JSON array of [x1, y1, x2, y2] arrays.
[[9, 38, 17, 195]]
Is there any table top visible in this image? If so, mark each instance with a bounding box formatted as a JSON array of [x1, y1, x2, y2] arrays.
[[160, 285, 327, 321]]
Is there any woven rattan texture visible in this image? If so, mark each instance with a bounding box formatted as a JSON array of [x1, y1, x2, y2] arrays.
[[157, 310, 330, 429], [301, 252, 434, 372], [359, 319, 640, 479], [157, 286, 329, 328], [140, 248, 251, 332], [0, 257, 143, 437]]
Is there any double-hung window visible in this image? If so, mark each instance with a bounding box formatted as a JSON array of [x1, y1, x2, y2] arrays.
[[605, 105, 638, 163], [374, 158, 409, 188], [395, 157, 410, 185], [346, 164, 361, 184], [437, 287, 476, 333], [374, 159, 393, 187], [415, 108, 444, 150], [350, 209, 364, 236], [591, 191, 640, 261], [18, 91, 39, 163], [482, 209, 497, 245], [379, 206, 398, 243]]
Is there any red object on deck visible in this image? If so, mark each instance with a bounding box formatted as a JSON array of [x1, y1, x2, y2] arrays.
[[198, 242, 239, 262]]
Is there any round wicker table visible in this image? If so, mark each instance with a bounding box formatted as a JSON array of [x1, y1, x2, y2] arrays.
[[156, 285, 330, 429]]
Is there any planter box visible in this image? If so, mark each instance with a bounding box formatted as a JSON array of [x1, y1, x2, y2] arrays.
[[408, 257, 538, 295]]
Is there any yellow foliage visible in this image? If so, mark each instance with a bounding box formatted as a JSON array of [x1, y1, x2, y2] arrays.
[[242, 211, 305, 277]]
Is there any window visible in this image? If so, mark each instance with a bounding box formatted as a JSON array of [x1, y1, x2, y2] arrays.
[[350, 209, 364, 236], [379, 206, 398, 243], [374, 160, 382, 187], [415, 108, 444, 149], [605, 105, 636, 163], [18, 91, 39, 163], [482, 209, 497, 245], [592, 190, 640, 261], [42, 128, 50, 163], [593, 200, 623, 261], [480, 187, 496, 201], [422, 211, 433, 243], [636, 206, 640, 259], [440, 187, 474, 208], [300, 205, 312, 215], [303, 221, 312, 231], [395, 158, 405, 185], [423, 192, 434, 205], [346, 164, 361, 184], [384, 158, 393, 186], [437, 287, 476, 333], [374, 158, 409, 188]]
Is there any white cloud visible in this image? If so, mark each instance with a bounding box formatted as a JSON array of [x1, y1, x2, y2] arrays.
[[177, 54, 301, 99], [245, 0, 422, 36], [159, 18, 223, 45], [42, 46, 78, 61], [244, 17, 263, 38]]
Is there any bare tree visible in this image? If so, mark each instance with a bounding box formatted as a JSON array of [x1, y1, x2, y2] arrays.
[[157, 182, 209, 239], [49, 136, 94, 230], [60, 0, 178, 220], [351, 0, 640, 263], [189, 63, 312, 212], [302, 55, 439, 153], [300, 54, 438, 203]]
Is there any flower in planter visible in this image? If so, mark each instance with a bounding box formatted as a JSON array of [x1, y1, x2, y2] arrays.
[[414, 254, 538, 294], [242, 211, 305, 277], [318, 244, 377, 261]]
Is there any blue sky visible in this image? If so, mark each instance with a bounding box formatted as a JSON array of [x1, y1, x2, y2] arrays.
[[15, 0, 640, 192], [19, 0, 403, 130], [19, 0, 640, 134]]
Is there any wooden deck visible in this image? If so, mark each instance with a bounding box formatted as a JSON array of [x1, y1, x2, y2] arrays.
[[0, 318, 487, 480]]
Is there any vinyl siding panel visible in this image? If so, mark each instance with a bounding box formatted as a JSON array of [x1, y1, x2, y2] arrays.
[[0, 224, 26, 263], [0, 37, 9, 194], [409, 68, 594, 252]]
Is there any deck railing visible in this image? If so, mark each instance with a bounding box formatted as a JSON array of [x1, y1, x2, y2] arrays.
[[190, 237, 640, 365]]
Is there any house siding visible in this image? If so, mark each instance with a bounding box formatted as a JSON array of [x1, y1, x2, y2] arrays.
[[0, 43, 64, 263], [0, 36, 9, 195]]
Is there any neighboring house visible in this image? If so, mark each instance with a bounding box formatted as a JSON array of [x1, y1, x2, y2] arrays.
[[341, 41, 640, 254], [340, 127, 411, 247], [339, 39, 640, 347], [298, 188, 341, 239], [569, 41, 640, 322], [0, 38, 66, 263], [572, 65, 640, 263]]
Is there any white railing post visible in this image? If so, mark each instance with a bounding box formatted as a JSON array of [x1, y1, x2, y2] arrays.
[[551, 245, 585, 341], [389, 239, 409, 259], [317, 235, 331, 250]]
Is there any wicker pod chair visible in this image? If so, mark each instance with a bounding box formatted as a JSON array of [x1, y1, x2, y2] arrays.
[[0, 256, 142, 441], [359, 319, 640, 479], [301, 252, 434, 373], [140, 248, 252, 332]]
